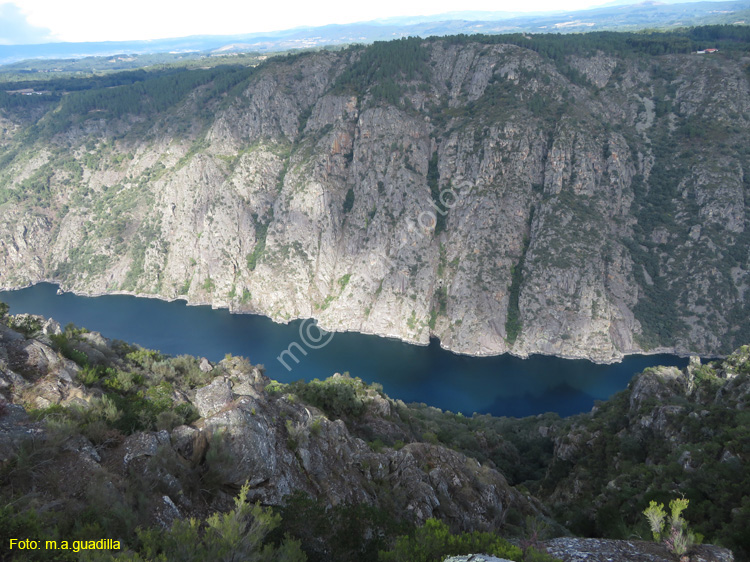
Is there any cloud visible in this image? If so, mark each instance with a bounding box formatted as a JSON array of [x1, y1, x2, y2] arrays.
[[0, 2, 55, 44]]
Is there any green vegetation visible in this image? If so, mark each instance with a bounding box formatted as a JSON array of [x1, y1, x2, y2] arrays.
[[531, 354, 750, 559], [36, 66, 256, 136], [36, 323, 207, 436], [505, 263, 524, 345], [334, 37, 431, 105], [116, 482, 306, 562], [0, 482, 305, 562], [625, 131, 689, 347], [6, 314, 42, 337], [283, 353, 749, 560], [379, 518, 524, 562], [506, 215, 532, 346], [247, 220, 269, 271], [337, 273, 351, 290], [283, 374, 374, 420], [429, 286, 448, 330], [271, 492, 410, 562], [643, 498, 701, 556], [0, 51, 268, 82], [435, 25, 750, 61]]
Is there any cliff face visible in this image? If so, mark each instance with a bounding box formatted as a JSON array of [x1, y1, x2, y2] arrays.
[[1, 38, 749, 361]]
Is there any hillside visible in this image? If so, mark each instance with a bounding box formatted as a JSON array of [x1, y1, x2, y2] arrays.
[[1, 28, 750, 361], [0, 306, 746, 560]]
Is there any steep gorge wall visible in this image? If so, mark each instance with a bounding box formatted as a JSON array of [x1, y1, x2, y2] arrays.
[[1, 40, 749, 362]]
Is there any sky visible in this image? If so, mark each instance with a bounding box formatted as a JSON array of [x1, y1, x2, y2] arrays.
[[1, 0, 618, 44]]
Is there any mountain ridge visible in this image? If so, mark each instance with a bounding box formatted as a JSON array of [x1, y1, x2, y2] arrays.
[[1, 30, 750, 362], [1, 0, 748, 65]]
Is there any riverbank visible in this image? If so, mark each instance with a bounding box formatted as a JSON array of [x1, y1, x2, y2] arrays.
[[0, 280, 709, 366]]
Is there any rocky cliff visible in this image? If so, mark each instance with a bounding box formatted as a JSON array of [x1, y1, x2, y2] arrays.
[[0, 312, 543, 540], [0, 310, 745, 561], [1, 35, 749, 361]]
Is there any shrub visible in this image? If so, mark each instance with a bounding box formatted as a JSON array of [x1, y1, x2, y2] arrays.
[[643, 498, 701, 556], [155, 410, 183, 432], [7, 314, 42, 337], [125, 347, 164, 370], [309, 417, 323, 437], [379, 518, 523, 562], [342, 188, 355, 213], [289, 375, 368, 420], [119, 482, 306, 561], [273, 492, 410, 562], [50, 333, 90, 366], [174, 402, 200, 425], [200, 430, 235, 496]]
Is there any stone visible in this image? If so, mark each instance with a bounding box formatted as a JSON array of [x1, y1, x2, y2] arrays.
[[443, 554, 511, 562], [544, 537, 734, 562], [194, 378, 233, 418], [122, 432, 159, 468]]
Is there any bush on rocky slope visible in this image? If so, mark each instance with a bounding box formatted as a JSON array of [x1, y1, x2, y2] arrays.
[[0, 306, 745, 561]]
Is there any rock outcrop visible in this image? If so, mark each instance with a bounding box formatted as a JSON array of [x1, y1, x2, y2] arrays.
[[544, 538, 735, 562], [0, 314, 538, 533]]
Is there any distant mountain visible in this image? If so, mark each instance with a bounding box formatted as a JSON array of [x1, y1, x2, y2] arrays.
[[0, 0, 747, 66]]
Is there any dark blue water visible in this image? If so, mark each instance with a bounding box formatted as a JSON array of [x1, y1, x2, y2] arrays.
[[0, 283, 688, 418]]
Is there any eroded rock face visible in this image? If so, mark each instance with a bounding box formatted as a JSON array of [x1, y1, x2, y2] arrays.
[[1, 41, 748, 362], [189, 373, 535, 530], [0, 319, 87, 406]]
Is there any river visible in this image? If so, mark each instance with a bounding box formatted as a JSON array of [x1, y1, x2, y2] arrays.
[[0, 283, 688, 417]]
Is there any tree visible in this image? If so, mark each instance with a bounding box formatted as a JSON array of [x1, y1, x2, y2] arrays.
[[643, 498, 701, 557], [94, 482, 305, 562]]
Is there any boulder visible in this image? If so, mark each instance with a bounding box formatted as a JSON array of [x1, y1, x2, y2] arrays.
[[194, 378, 233, 418], [122, 432, 159, 468]]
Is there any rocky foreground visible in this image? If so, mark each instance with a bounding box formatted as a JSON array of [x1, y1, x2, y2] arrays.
[[0, 309, 746, 561]]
